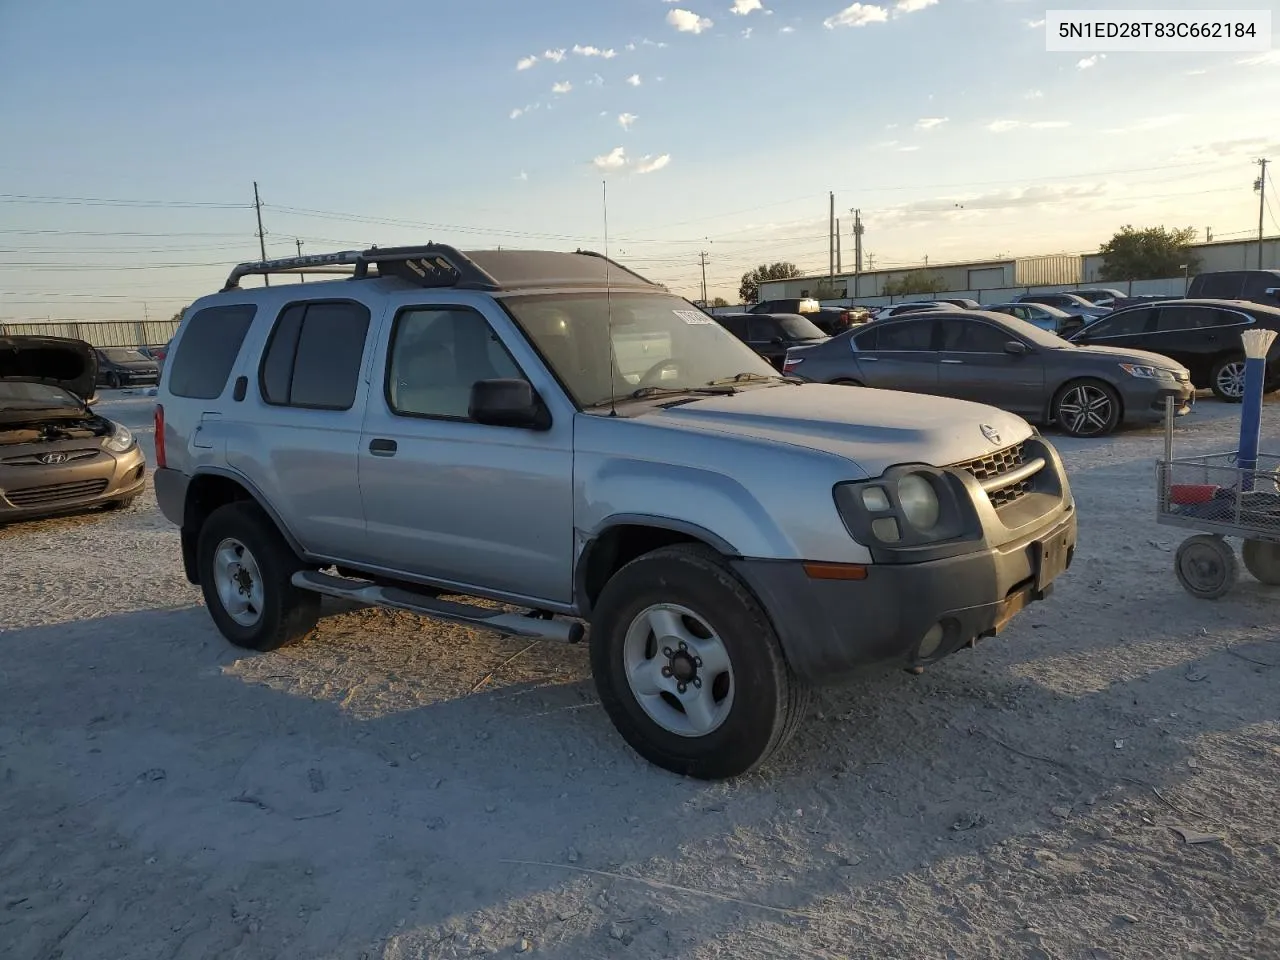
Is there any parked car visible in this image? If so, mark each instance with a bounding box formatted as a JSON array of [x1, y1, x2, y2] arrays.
[[1062, 288, 1127, 307], [0, 335, 146, 522], [1110, 294, 1180, 310], [1012, 292, 1111, 321], [714, 313, 828, 371], [934, 298, 983, 310], [1067, 298, 1280, 401], [983, 302, 1090, 339], [748, 298, 860, 336], [1186, 270, 1280, 306], [874, 301, 961, 320], [94, 346, 160, 389], [154, 243, 1076, 779], [783, 310, 1194, 438]]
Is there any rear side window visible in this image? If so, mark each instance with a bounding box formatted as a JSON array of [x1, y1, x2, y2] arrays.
[[168, 304, 256, 399], [1194, 273, 1244, 299], [1155, 306, 1217, 331], [259, 300, 370, 410], [876, 320, 935, 351], [1089, 309, 1155, 337], [748, 317, 779, 341]]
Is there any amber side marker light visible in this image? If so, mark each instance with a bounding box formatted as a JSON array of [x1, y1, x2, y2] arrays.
[[802, 562, 868, 581]]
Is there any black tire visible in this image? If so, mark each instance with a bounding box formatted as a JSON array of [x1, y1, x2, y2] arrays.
[[1210, 355, 1246, 402], [1052, 378, 1122, 438], [106, 372, 120, 389], [1241, 539, 1280, 585], [1174, 534, 1237, 600], [589, 543, 810, 780], [196, 501, 319, 651]]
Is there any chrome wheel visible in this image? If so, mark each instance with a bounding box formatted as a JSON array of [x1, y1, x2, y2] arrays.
[[621, 603, 735, 737], [1057, 383, 1115, 436], [1215, 361, 1245, 400], [212, 537, 265, 627]]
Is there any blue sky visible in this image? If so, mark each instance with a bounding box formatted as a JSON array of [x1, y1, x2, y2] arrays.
[[2, 0, 1279, 317]]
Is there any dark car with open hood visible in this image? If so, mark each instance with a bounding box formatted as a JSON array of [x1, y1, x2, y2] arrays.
[[0, 336, 146, 522]]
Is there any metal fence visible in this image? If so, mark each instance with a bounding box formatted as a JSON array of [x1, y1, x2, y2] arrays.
[[0, 319, 181, 347]]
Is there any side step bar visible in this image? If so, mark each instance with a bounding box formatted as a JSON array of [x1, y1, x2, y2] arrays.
[[291, 571, 585, 643]]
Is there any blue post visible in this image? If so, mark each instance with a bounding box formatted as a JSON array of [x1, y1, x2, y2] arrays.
[[1238, 329, 1276, 492]]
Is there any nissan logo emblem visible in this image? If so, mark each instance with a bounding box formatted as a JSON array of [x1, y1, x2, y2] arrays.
[[39, 452, 68, 465], [980, 424, 1001, 444]]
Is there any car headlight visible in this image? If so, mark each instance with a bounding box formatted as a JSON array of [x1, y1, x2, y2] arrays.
[[835, 467, 978, 552], [104, 421, 135, 452], [1119, 362, 1176, 381], [897, 474, 940, 530]]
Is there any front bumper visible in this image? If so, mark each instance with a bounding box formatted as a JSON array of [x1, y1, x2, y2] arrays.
[[1121, 378, 1194, 423], [733, 504, 1077, 685], [0, 446, 147, 522]]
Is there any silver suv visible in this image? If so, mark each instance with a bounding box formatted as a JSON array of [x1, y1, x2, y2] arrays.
[[154, 245, 1077, 779]]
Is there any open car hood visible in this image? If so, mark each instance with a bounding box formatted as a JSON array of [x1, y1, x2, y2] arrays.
[[0, 335, 98, 402]]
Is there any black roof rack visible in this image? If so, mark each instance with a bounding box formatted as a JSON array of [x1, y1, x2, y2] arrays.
[[221, 244, 660, 293]]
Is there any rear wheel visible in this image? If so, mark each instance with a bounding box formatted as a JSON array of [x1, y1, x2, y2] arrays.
[[1175, 534, 1237, 599], [589, 544, 810, 780], [1053, 379, 1121, 438], [1210, 356, 1246, 402], [197, 501, 319, 651], [106, 372, 120, 389], [1241, 539, 1280, 585]]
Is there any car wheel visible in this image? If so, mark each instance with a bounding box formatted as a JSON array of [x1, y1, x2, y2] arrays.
[[1174, 534, 1237, 599], [1052, 379, 1121, 438], [197, 501, 320, 651], [1241, 539, 1280, 585], [589, 543, 810, 780], [1210, 356, 1246, 402], [106, 372, 120, 389]]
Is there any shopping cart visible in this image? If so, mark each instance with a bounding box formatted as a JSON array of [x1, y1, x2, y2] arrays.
[[1156, 397, 1280, 598]]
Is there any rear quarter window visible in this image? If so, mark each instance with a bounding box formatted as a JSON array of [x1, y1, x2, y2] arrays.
[[167, 304, 256, 399], [258, 300, 371, 410]]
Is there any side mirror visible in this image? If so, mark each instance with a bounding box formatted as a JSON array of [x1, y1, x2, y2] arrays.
[[468, 379, 549, 430], [1004, 340, 1029, 355]]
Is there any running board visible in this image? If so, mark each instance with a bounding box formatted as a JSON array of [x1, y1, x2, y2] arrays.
[[291, 571, 585, 643]]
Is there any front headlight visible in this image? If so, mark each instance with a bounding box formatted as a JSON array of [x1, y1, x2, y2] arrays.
[[897, 474, 940, 530], [104, 421, 135, 452], [1119, 362, 1176, 381]]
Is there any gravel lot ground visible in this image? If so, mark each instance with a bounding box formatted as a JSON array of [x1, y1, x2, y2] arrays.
[[2, 390, 1278, 960]]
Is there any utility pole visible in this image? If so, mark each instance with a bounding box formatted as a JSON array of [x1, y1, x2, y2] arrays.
[[836, 219, 842, 274], [828, 191, 835, 284], [1206, 226, 1213, 242], [698, 250, 709, 304], [1256, 158, 1268, 269], [253, 181, 270, 285], [296, 238, 305, 282], [852, 209, 864, 299]]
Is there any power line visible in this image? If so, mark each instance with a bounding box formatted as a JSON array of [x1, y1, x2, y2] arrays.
[[0, 193, 248, 208]]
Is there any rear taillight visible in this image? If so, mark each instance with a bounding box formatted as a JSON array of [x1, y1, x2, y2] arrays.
[[154, 404, 166, 468], [783, 357, 803, 373]]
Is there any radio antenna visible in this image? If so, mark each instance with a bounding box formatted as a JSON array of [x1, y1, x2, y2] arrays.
[[603, 179, 618, 417]]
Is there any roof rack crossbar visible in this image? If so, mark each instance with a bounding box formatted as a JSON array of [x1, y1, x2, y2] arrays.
[[222, 244, 503, 292]]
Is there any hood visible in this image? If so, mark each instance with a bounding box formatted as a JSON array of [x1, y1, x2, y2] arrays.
[[0, 336, 98, 401], [647, 383, 1033, 476], [1064, 342, 1189, 370]]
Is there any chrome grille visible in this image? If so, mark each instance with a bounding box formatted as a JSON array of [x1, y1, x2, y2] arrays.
[[2, 449, 101, 466], [951, 442, 1033, 509], [4, 478, 108, 508]]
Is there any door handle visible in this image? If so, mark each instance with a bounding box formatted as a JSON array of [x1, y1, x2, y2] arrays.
[[860, 356, 879, 361], [940, 359, 964, 364], [368, 438, 398, 456]]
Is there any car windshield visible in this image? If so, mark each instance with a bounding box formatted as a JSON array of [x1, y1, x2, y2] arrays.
[[501, 292, 781, 407], [103, 347, 146, 362], [776, 315, 826, 339], [1030, 303, 1072, 318], [0, 381, 80, 408]]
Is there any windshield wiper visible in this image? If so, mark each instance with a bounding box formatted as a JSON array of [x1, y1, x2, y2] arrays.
[[630, 385, 738, 400], [706, 372, 779, 385]]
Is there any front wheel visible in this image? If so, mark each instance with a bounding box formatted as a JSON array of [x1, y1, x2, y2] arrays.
[[1241, 538, 1280, 585], [1175, 534, 1237, 599], [197, 501, 320, 650], [589, 544, 810, 780], [1053, 379, 1121, 438], [1210, 356, 1246, 402], [106, 372, 120, 390]]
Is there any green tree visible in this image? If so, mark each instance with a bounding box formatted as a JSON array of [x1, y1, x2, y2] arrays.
[[811, 280, 846, 300], [1098, 225, 1199, 281], [169, 307, 189, 324], [711, 296, 730, 308], [882, 271, 947, 296], [739, 261, 803, 304]]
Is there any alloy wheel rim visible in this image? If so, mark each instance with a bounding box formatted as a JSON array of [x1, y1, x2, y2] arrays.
[[1058, 385, 1113, 436], [213, 537, 265, 627], [621, 603, 735, 738], [1217, 362, 1245, 399]]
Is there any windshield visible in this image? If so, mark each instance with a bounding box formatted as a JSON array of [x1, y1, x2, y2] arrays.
[[0, 381, 80, 408], [776, 315, 826, 340], [501, 292, 780, 407], [103, 347, 147, 362]]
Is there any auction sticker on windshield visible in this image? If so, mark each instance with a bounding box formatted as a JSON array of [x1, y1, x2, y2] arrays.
[[673, 310, 715, 325]]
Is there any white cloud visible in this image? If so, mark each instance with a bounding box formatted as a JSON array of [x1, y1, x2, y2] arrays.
[[586, 73, 605, 86], [873, 140, 899, 148], [780, 24, 795, 32], [823, 3, 889, 29], [626, 73, 642, 86], [667, 9, 714, 33], [894, 0, 936, 12], [898, 145, 920, 152], [1024, 88, 1044, 99], [544, 48, 567, 62], [742, 26, 753, 37], [636, 154, 672, 174], [618, 112, 638, 130], [552, 81, 573, 94], [1186, 68, 1208, 76], [915, 116, 948, 130], [1025, 18, 1045, 28], [642, 38, 669, 47], [573, 44, 617, 58], [985, 119, 1022, 132], [516, 55, 538, 70], [516, 171, 528, 182], [731, 0, 764, 14], [1077, 54, 1103, 70], [509, 107, 525, 119], [1238, 50, 1280, 66], [626, 42, 637, 51], [986, 118, 1070, 132], [1029, 120, 1070, 129], [593, 147, 629, 171]]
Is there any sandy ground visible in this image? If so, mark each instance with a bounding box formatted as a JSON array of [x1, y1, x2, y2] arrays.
[[2, 389, 1278, 960]]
